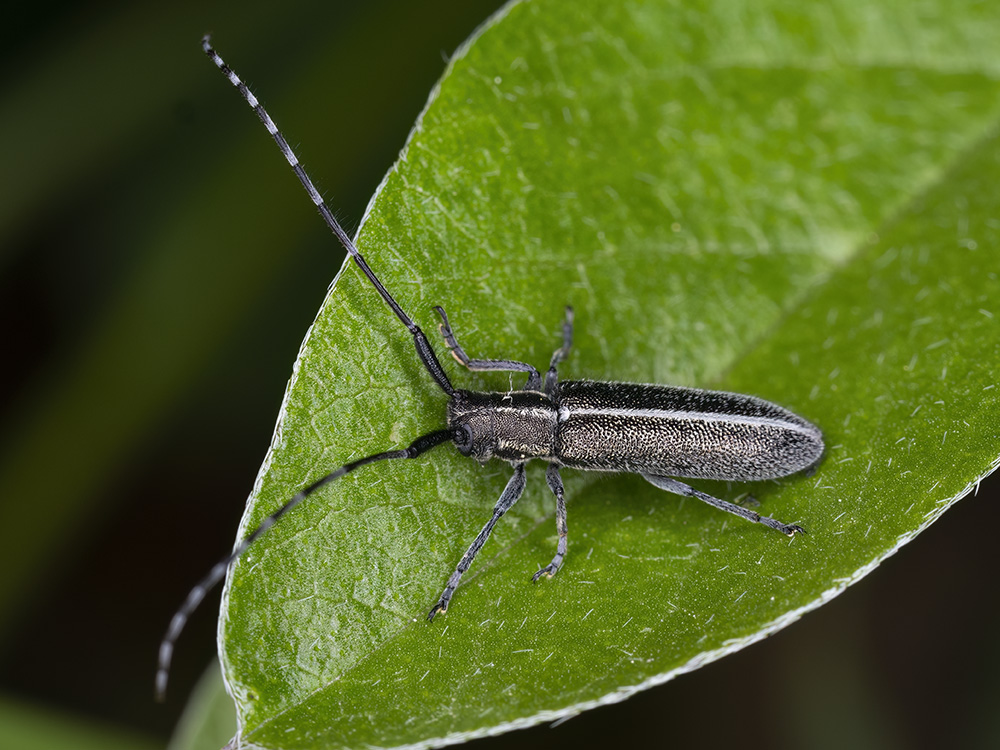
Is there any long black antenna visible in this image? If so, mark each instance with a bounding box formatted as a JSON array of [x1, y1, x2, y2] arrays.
[[156, 430, 452, 700], [157, 37, 461, 701], [201, 35, 454, 396]]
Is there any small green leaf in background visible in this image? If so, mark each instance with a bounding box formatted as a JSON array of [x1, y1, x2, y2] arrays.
[[168, 661, 237, 750], [0, 695, 159, 750], [201, 0, 1000, 747]]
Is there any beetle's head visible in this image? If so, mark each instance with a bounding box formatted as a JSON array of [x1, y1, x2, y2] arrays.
[[447, 390, 498, 463]]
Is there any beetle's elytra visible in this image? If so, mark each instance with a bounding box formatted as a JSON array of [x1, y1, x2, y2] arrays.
[[155, 37, 824, 699]]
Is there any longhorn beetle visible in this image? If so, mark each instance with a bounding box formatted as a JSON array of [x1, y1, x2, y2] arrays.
[[155, 36, 825, 699]]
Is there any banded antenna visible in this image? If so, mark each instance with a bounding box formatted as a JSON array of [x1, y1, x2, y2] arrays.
[[155, 36, 456, 701]]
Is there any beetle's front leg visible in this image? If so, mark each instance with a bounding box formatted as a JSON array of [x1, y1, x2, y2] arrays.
[[429, 463, 527, 620], [433, 306, 542, 389]]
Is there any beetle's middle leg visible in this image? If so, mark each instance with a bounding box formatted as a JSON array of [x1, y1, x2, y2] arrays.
[[641, 474, 805, 536], [533, 463, 568, 581], [434, 306, 541, 389], [428, 463, 527, 620], [543, 306, 574, 395]]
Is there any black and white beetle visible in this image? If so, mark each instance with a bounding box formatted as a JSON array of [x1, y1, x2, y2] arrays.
[[156, 37, 825, 699]]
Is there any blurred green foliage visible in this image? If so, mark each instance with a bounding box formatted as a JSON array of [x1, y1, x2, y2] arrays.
[[0, 695, 160, 750], [0, 1, 998, 749]]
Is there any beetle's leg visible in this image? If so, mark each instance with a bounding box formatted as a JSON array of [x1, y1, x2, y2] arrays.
[[434, 306, 541, 390], [429, 463, 527, 620], [533, 464, 568, 581], [543, 306, 574, 395], [641, 474, 805, 536], [733, 492, 760, 508]]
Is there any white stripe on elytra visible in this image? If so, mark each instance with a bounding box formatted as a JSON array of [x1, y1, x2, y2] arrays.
[[557, 405, 814, 435]]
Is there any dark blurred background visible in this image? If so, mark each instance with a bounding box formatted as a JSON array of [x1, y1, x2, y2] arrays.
[[1, 1, 997, 749]]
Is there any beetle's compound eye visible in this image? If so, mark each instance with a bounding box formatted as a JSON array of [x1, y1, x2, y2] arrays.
[[453, 423, 474, 455]]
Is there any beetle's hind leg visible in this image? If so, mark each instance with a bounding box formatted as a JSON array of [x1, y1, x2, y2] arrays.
[[543, 306, 574, 395], [641, 474, 805, 536], [533, 463, 568, 581], [433, 306, 541, 389]]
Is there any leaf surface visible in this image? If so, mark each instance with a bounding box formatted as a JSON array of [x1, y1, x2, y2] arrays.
[[218, 1, 1000, 747]]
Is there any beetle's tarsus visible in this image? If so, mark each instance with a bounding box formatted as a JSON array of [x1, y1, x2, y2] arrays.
[[532, 565, 558, 582], [428, 603, 446, 621]]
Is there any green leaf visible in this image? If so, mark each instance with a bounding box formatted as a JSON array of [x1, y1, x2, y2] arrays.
[[218, 0, 1000, 747]]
